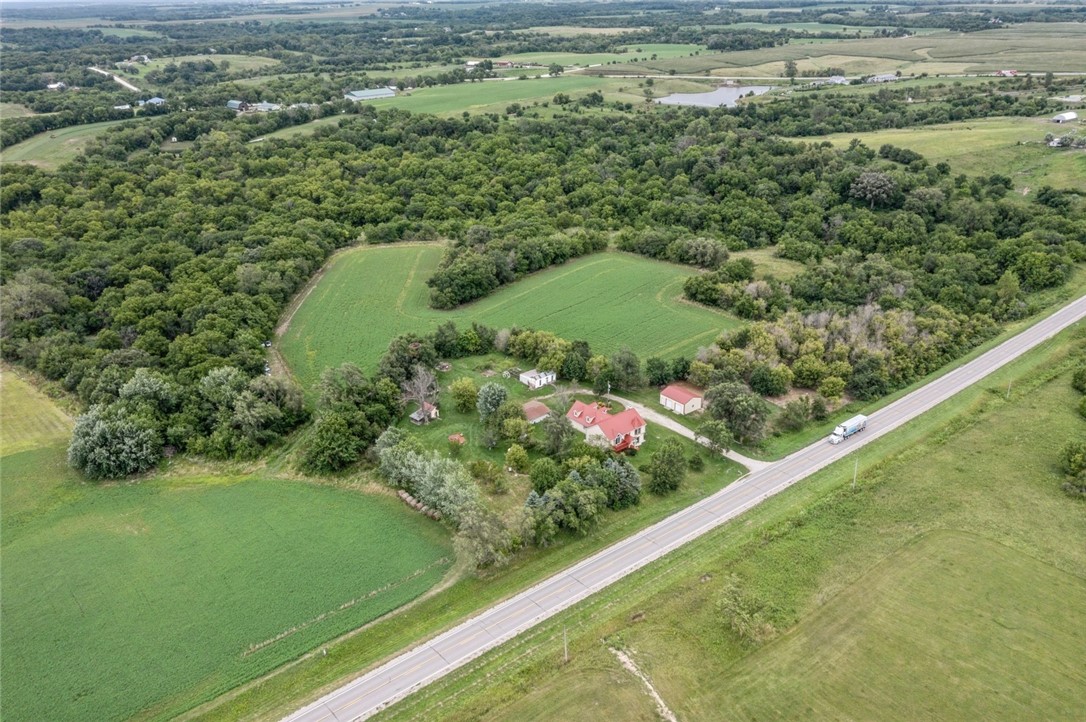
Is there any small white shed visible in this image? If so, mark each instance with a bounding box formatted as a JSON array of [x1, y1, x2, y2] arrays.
[[518, 369, 556, 390]]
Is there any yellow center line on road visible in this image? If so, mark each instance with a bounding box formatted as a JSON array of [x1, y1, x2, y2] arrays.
[[335, 654, 434, 712]]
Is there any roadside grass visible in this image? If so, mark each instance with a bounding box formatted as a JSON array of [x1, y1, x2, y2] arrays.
[[0, 367, 71, 456], [802, 115, 1084, 193], [375, 319, 1086, 722], [0, 380, 454, 722], [280, 246, 741, 391], [0, 119, 135, 168], [0, 102, 37, 118]]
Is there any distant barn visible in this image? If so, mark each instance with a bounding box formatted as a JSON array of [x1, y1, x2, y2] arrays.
[[1052, 111, 1079, 123], [344, 88, 396, 102]]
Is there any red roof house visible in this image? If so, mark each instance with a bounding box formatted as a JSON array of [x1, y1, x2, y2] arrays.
[[659, 384, 704, 416], [566, 401, 646, 452]]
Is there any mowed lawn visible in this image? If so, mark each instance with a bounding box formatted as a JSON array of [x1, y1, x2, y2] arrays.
[[281, 246, 739, 389], [0, 368, 71, 455], [379, 326, 1086, 722], [807, 116, 1083, 192], [0, 381, 453, 722]]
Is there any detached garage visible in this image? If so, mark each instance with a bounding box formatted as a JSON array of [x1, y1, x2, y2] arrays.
[[659, 384, 704, 416]]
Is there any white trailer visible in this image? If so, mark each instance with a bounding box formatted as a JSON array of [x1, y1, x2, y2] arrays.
[[829, 414, 868, 444]]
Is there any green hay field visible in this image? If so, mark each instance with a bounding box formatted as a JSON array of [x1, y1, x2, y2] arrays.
[[0, 119, 134, 168], [0, 379, 453, 722], [280, 247, 740, 390], [142, 54, 279, 74], [0, 102, 37, 118], [807, 116, 1086, 193], [378, 318, 1086, 722]]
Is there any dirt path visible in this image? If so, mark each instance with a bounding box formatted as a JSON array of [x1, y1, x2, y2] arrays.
[[609, 647, 679, 722], [604, 393, 769, 471], [87, 66, 140, 92]]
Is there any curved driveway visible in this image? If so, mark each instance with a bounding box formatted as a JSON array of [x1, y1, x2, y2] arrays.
[[285, 294, 1086, 722]]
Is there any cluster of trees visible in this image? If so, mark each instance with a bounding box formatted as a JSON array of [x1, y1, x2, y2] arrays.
[[733, 86, 1059, 137], [68, 365, 306, 478], [1062, 363, 1086, 496], [525, 453, 642, 545]]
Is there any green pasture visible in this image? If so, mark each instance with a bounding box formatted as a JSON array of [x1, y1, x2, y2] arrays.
[[363, 76, 619, 115], [142, 54, 279, 75], [0, 379, 453, 722], [0, 119, 133, 169], [95, 27, 163, 38], [280, 247, 740, 390], [0, 102, 37, 118], [730, 247, 807, 281], [525, 26, 645, 37], [0, 369, 71, 456], [377, 315, 1086, 722], [490, 44, 704, 68], [806, 116, 1086, 193]]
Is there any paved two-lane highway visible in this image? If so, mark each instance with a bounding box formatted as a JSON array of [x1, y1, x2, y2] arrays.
[[285, 294, 1086, 722]]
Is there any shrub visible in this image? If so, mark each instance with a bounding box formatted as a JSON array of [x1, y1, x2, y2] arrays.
[[505, 444, 530, 473]]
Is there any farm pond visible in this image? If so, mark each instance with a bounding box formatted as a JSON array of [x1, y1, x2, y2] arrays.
[[655, 85, 773, 107]]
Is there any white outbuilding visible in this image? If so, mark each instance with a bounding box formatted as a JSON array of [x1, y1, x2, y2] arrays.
[[518, 369, 556, 390], [1052, 111, 1078, 123]]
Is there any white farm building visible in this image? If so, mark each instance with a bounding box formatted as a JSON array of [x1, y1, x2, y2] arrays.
[[518, 369, 556, 390], [1052, 111, 1078, 123]]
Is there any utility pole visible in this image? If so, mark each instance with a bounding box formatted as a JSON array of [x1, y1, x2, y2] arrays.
[[563, 629, 568, 664], [1006, 380, 1012, 400], [852, 457, 858, 490]]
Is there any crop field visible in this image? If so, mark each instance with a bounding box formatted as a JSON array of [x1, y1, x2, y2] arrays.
[[360, 76, 625, 116], [590, 24, 1086, 77], [378, 320, 1086, 722], [280, 246, 740, 390], [0, 378, 453, 722], [0, 119, 134, 168], [808, 116, 1085, 193], [492, 43, 705, 68]]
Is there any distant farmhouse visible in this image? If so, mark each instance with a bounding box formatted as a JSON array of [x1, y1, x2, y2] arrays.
[[226, 100, 249, 111], [253, 101, 282, 112], [46, 81, 66, 91], [344, 87, 396, 102], [139, 97, 166, 106], [519, 369, 556, 390], [866, 73, 899, 84], [566, 401, 646, 452], [130, 54, 151, 63]]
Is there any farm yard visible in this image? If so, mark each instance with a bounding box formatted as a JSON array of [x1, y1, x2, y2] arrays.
[[280, 246, 741, 391], [376, 324, 1086, 722], [0, 376, 453, 722]]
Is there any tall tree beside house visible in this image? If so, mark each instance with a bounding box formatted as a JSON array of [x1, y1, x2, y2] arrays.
[[402, 364, 439, 423], [647, 438, 686, 494], [476, 382, 508, 423]]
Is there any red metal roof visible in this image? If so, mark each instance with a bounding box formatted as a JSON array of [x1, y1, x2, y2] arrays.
[[566, 400, 609, 429], [660, 383, 702, 405], [596, 408, 646, 441]]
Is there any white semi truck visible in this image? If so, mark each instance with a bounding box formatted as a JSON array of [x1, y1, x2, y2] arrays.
[[829, 414, 868, 444]]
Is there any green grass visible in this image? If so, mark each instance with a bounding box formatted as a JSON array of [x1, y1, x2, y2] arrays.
[[94, 27, 163, 38], [0, 368, 71, 455], [0, 101, 37, 118], [490, 44, 705, 68], [0, 379, 453, 722], [361, 76, 617, 115], [0, 119, 134, 169], [806, 116, 1085, 193], [281, 247, 741, 391], [731, 246, 807, 280], [376, 316, 1086, 722], [192, 437, 744, 722], [142, 54, 279, 75]]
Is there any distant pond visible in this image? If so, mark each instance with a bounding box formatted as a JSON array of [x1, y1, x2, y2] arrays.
[[655, 85, 773, 108]]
